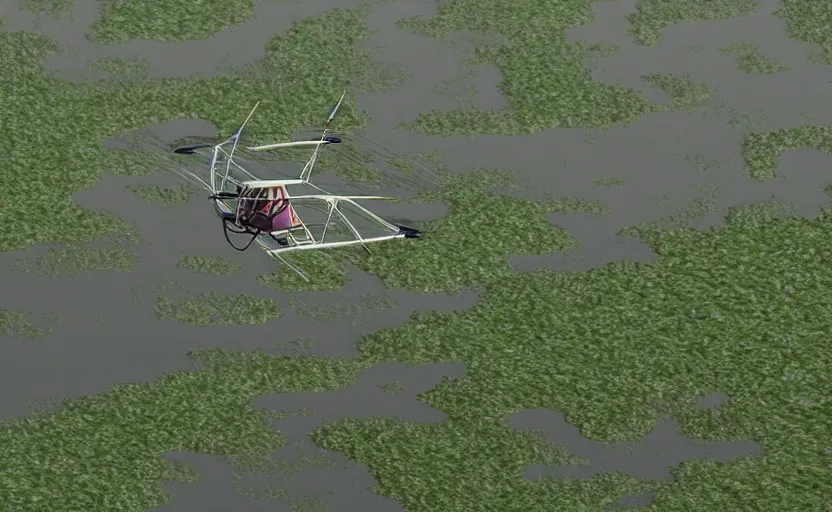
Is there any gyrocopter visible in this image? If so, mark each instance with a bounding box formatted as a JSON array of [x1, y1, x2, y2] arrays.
[[166, 91, 426, 281]]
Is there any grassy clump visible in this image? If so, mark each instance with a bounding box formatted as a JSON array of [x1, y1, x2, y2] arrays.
[[343, 168, 605, 293], [0, 348, 367, 511], [620, 187, 720, 245], [628, 0, 761, 46], [128, 184, 196, 204], [90, 56, 150, 76], [288, 497, 330, 512], [257, 251, 350, 292], [723, 198, 800, 229], [88, 0, 256, 43], [725, 107, 768, 130], [641, 73, 712, 110], [573, 41, 620, 59], [718, 43, 790, 75], [176, 256, 242, 275], [593, 177, 628, 187], [0, 309, 45, 340], [685, 154, 728, 173], [775, 0, 832, 64], [20, 0, 72, 16], [312, 201, 832, 511], [275, 337, 316, 356], [398, 0, 658, 135], [262, 408, 317, 421], [377, 381, 404, 395], [742, 125, 832, 180], [156, 292, 283, 326], [314, 419, 656, 510], [0, 7, 399, 253], [289, 293, 397, 323], [234, 484, 289, 501], [12, 245, 137, 277], [231, 441, 337, 477]]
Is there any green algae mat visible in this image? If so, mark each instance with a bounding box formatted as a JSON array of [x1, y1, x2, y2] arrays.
[[0, 7, 385, 252], [2, 0, 832, 510], [3, 198, 831, 511]]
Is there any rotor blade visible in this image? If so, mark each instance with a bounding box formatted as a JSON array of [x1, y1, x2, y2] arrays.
[[325, 90, 347, 128], [234, 101, 260, 139], [288, 195, 396, 200], [247, 140, 331, 151]]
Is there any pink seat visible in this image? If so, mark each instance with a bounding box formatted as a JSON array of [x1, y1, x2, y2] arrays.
[[270, 205, 295, 231]]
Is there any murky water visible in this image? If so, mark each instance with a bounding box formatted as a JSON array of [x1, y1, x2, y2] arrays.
[[511, 403, 762, 482], [0, 0, 827, 509]]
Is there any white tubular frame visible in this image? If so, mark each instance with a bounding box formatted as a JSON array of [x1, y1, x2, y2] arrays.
[[201, 91, 411, 282], [247, 140, 331, 151], [251, 194, 401, 249]]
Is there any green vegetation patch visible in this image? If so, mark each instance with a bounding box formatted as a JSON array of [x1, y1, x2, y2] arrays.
[[593, 177, 628, 187], [742, 125, 832, 180], [718, 43, 790, 75], [620, 187, 720, 245], [347, 168, 603, 293], [88, 0, 256, 43], [288, 497, 330, 512], [685, 154, 729, 173], [155, 292, 283, 326], [318, 201, 832, 510], [257, 251, 350, 292], [90, 56, 150, 76], [5, 3, 830, 511], [641, 73, 712, 110], [232, 441, 337, 477], [262, 408, 317, 421], [726, 107, 768, 130], [12, 244, 137, 277], [176, 256, 242, 275], [377, 381, 404, 395], [6, 190, 832, 510], [573, 41, 620, 59], [234, 483, 289, 501], [723, 198, 800, 229], [0, 348, 367, 511], [775, 0, 832, 64], [0, 7, 398, 253], [289, 293, 397, 323], [20, 0, 73, 16], [0, 309, 45, 340], [398, 0, 658, 135], [128, 184, 196, 204], [628, 0, 762, 46], [275, 337, 316, 356], [398, 0, 738, 135], [314, 419, 657, 510]]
